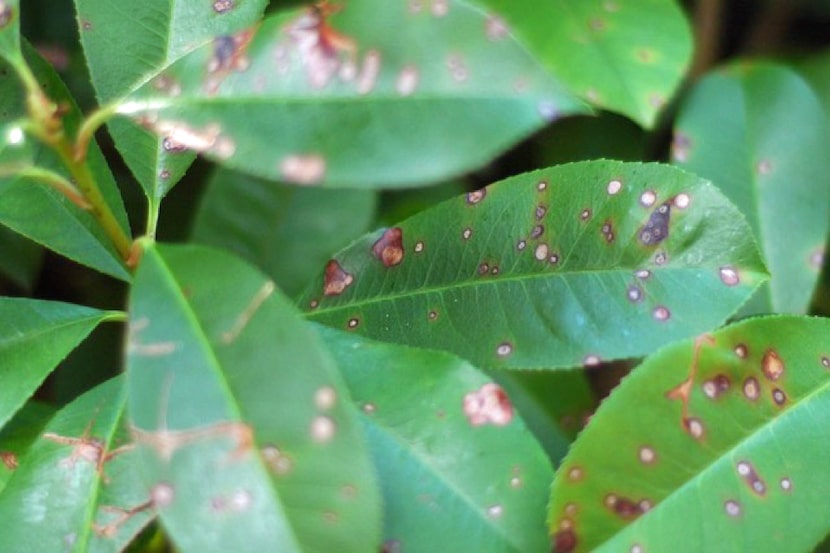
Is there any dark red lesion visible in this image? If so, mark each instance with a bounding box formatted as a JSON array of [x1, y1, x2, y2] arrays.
[[323, 259, 354, 295], [372, 228, 405, 267]]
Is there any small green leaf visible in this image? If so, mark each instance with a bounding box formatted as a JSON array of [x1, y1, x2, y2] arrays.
[[673, 62, 830, 314], [0, 377, 130, 553], [127, 243, 380, 553], [75, 0, 268, 206], [478, 0, 693, 127], [548, 316, 830, 552], [301, 161, 767, 369], [191, 167, 377, 298], [0, 46, 131, 280], [0, 297, 113, 430], [0, 225, 43, 291], [118, 1, 586, 187], [0, 0, 20, 62], [320, 326, 553, 553]]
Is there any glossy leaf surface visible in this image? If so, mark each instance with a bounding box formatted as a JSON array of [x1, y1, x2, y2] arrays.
[[119, 1, 586, 187], [75, 0, 268, 205], [0, 377, 136, 553], [191, 167, 376, 297], [673, 62, 830, 314], [549, 316, 830, 553], [321, 326, 553, 553], [479, 0, 692, 127], [0, 297, 112, 430], [0, 47, 131, 280], [301, 161, 767, 369], [127, 243, 380, 553]]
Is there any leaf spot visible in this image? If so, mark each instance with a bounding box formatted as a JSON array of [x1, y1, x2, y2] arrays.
[[262, 445, 292, 475], [212, 489, 253, 512], [606, 179, 622, 195], [671, 132, 692, 162], [396, 65, 419, 96], [780, 477, 792, 492], [605, 494, 648, 520], [357, 50, 382, 94], [549, 252, 560, 265], [734, 343, 748, 359], [724, 499, 741, 517], [756, 159, 772, 175], [771, 388, 787, 406], [531, 224, 545, 239], [428, 310, 438, 321], [496, 342, 513, 357], [552, 529, 578, 553], [583, 354, 601, 367], [280, 153, 326, 185], [447, 52, 468, 83], [684, 417, 705, 439], [809, 247, 825, 269], [639, 190, 656, 207], [486, 504, 503, 518], [737, 461, 766, 495], [485, 14, 509, 41], [627, 285, 643, 303], [702, 375, 730, 399], [638, 446, 657, 465], [362, 403, 376, 414], [0, 2, 12, 28], [652, 306, 670, 322], [323, 259, 353, 296], [309, 298, 320, 309], [654, 250, 668, 265], [579, 208, 592, 221], [151, 482, 175, 508], [372, 227, 405, 267], [463, 383, 513, 426], [534, 243, 549, 261], [381, 539, 402, 553], [719, 266, 740, 286], [462, 227, 472, 240], [742, 377, 760, 401], [516, 239, 527, 251], [566, 466, 584, 481], [310, 415, 336, 443], [158, 169, 171, 179], [414, 241, 425, 253], [347, 317, 359, 329], [635, 269, 651, 280], [630, 545, 644, 553], [467, 188, 486, 205], [0, 451, 17, 470], [535, 205, 547, 220], [431, 0, 449, 17], [510, 476, 522, 488], [761, 349, 785, 381], [601, 220, 615, 243], [537, 180, 548, 191], [314, 387, 337, 410], [821, 356, 830, 369], [212, 0, 234, 14]]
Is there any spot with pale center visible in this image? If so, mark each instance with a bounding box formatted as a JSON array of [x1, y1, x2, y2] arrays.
[[462, 228, 472, 240], [638, 446, 656, 464], [635, 269, 651, 280], [742, 377, 760, 401], [486, 504, 503, 518], [467, 188, 486, 205], [627, 285, 643, 302], [463, 383, 514, 426], [310, 415, 336, 443], [262, 445, 293, 475], [719, 266, 740, 286], [580, 208, 592, 221], [652, 306, 670, 321], [485, 14, 509, 40], [315, 386, 337, 410], [323, 259, 353, 296], [531, 224, 544, 239], [822, 356, 830, 369], [780, 477, 792, 492], [517, 239, 527, 251], [151, 482, 175, 508], [771, 388, 787, 406], [762, 349, 784, 381], [213, 0, 233, 13], [567, 466, 584, 481], [724, 500, 741, 517], [640, 190, 656, 207], [685, 417, 704, 439], [537, 180, 548, 191], [496, 342, 513, 357], [280, 153, 326, 185], [607, 179, 622, 195], [535, 243, 549, 261], [347, 318, 359, 329], [396, 65, 419, 96], [372, 227, 405, 267], [674, 193, 690, 209], [414, 241, 425, 253]]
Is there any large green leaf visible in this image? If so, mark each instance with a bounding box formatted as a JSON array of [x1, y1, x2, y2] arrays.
[[300, 161, 767, 369], [478, 0, 692, 127], [548, 316, 830, 552], [75, 0, 268, 209], [126, 243, 380, 552], [0, 297, 114, 430], [0, 46, 132, 280], [191, 167, 377, 298], [0, 377, 142, 553], [673, 62, 830, 315], [117, 0, 586, 188], [320, 326, 553, 553]]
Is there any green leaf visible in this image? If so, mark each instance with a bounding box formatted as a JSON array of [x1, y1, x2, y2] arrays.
[[0, 0, 20, 62], [75, 0, 268, 207], [0, 377, 133, 553], [320, 326, 553, 553], [191, 167, 377, 298], [548, 316, 830, 553], [301, 160, 768, 369], [673, 62, 830, 314], [0, 400, 54, 492], [0, 297, 113, 430], [0, 225, 43, 291], [477, 0, 693, 127], [118, 1, 586, 188], [0, 46, 132, 280], [126, 242, 380, 552]]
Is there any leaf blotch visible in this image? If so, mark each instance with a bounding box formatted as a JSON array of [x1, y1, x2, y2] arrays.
[[467, 188, 486, 205], [372, 227, 405, 267], [737, 461, 766, 496], [212, 0, 234, 14], [639, 202, 671, 246], [463, 383, 513, 426], [323, 260, 353, 296], [761, 349, 785, 381], [551, 529, 578, 553]]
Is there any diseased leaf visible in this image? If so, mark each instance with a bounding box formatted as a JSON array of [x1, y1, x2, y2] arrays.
[[0, 400, 54, 492], [0, 46, 131, 280], [191, 167, 377, 298], [320, 326, 553, 553], [301, 160, 767, 369], [118, 0, 586, 188], [0, 225, 43, 291], [0, 297, 114, 430], [673, 62, 830, 314], [478, 0, 693, 127], [75, 0, 268, 207], [548, 316, 830, 553], [0, 377, 135, 553], [126, 243, 380, 553]]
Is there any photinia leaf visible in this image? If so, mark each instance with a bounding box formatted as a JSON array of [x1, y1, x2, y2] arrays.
[[0, 377, 139, 553], [0, 46, 132, 280], [116, 0, 586, 188], [300, 160, 768, 369], [548, 316, 830, 553], [477, 0, 693, 128], [0, 297, 116, 430], [320, 326, 553, 553], [673, 62, 830, 315], [191, 167, 377, 298], [75, 0, 268, 209], [126, 242, 380, 553]]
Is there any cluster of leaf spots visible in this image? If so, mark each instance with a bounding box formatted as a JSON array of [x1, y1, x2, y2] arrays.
[[300, 160, 767, 369], [548, 316, 830, 552]]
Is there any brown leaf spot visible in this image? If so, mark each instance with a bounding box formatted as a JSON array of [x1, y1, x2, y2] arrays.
[[0, 451, 17, 470], [551, 529, 578, 553], [771, 388, 787, 406], [762, 349, 784, 381], [737, 461, 766, 496], [702, 374, 730, 399], [463, 383, 513, 426], [212, 0, 234, 13], [742, 377, 760, 401], [372, 227, 404, 267], [466, 188, 486, 205], [323, 260, 353, 296]]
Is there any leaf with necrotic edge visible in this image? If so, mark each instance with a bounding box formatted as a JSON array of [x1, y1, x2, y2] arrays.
[[320, 325, 553, 553], [117, 0, 586, 188], [548, 316, 830, 553], [300, 160, 768, 370], [126, 242, 380, 553], [673, 62, 830, 315]]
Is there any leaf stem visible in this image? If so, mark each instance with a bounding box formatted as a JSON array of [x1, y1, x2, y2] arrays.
[[0, 164, 91, 209], [74, 102, 119, 162]]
